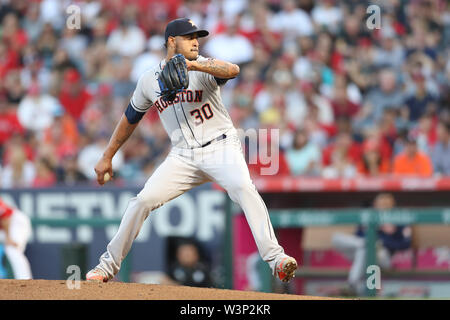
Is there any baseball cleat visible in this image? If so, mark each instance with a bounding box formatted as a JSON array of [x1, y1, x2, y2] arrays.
[[276, 256, 298, 282], [86, 267, 109, 283]]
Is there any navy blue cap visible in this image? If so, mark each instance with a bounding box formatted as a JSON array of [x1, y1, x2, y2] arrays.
[[164, 18, 209, 42]]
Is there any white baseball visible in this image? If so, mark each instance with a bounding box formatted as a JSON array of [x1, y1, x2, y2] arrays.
[[104, 172, 111, 182]]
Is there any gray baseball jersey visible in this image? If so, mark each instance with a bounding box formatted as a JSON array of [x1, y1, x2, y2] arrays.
[[130, 55, 237, 148]]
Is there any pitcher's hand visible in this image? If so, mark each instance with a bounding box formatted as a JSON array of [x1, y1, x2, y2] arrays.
[[95, 156, 113, 186]]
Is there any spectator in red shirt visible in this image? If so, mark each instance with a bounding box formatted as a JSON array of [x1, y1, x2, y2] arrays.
[[58, 68, 92, 120], [1, 13, 28, 52], [330, 75, 360, 119], [0, 41, 21, 79], [322, 132, 361, 167], [0, 91, 24, 149]]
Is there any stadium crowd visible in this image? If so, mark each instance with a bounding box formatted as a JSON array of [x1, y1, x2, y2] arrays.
[[0, 0, 449, 188]]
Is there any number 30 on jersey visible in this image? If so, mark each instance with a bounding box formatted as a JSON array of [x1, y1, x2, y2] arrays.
[[190, 103, 214, 125]]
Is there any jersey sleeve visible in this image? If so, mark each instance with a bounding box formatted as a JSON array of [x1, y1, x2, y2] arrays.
[[130, 73, 153, 113], [196, 55, 231, 91]]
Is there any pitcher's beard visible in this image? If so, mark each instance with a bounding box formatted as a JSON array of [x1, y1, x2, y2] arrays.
[[175, 44, 198, 60]]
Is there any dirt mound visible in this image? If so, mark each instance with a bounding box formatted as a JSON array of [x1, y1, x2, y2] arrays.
[[0, 279, 337, 300]]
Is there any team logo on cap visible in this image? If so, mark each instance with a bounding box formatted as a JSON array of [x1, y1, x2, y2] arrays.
[[188, 19, 197, 27]]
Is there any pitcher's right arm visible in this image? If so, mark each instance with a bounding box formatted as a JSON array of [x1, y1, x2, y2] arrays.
[[95, 113, 140, 185], [95, 70, 153, 185]]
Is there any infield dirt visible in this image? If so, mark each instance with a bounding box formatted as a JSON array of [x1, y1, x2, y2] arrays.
[[0, 279, 339, 300]]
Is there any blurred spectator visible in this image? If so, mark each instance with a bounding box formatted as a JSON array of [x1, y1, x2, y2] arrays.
[[139, 119, 172, 166], [131, 35, 165, 83], [106, 17, 146, 58], [392, 129, 410, 156], [164, 242, 213, 288], [238, 2, 283, 54], [254, 80, 285, 125], [285, 129, 321, 176], [0, 91, 24, 153], [4, 70, 26, 104], [118, 132, 151, 182], [79, 0, 103, 29], [59, 28, 89, 69], [361, 126, 393, 164], [403, 71, 437, 123], [431, 121, 450, 176], [112, 57, 135, 98], [286, 80, 334, 128], [79, 83, 118, 138], [36, 23, 60, 67], [39, 0, 65, 31], [322, 132, 361, 167], [332, 193, 412, 296], [55, 154, 88, 186], [20, 46, 52, 92], [355, 69, 404, 130], [229, 64, 261, 130], [292, 35, 316, 80], [337, 11, 370, 48], [322, 146, 357, 179], [330, 74, 360, 119], [1, 144, 35, 188], [77, 134, 124, 180], [377, 108, 408, 148], [268, 0, 314, 44], [409, 113, 437, 154], [22, 3, 44, 44], [303, 114, 329, 148], [32, 157, 56, 187], [42, 108, 79, 161], [371, 28, 405, 70], [2, 13, 28, 53], [58, 68, 92, 120], [330, 72, 362, 106], [177, 0, 208, 29], [203, 16, 254, 65], [0, 37, 21, 79], [311, 0, 343, 34], [356, 139, 391, 177], [392, 137, 433, 177], [17, 83, 60, 134]]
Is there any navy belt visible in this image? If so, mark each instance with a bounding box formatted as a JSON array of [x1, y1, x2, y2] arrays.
[[201, 134, 227, 147]]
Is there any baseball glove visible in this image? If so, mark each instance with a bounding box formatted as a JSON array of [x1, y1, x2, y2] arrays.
[[157, 54, 189, 102]]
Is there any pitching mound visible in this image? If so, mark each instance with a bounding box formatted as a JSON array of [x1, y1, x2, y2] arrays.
[[0, 279, 337, 300]]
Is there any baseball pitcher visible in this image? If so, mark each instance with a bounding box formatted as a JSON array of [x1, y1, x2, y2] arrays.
[[86, 18, 298, 284]]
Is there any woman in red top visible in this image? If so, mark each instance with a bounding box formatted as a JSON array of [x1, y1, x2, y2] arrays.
[[357, 140, 391, 176]]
